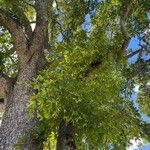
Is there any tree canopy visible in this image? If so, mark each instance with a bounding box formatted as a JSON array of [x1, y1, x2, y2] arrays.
[[0, 0, 150, 150]]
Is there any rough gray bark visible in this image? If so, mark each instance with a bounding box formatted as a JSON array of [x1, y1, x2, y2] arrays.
[[0, 73, 12, 101], [0, 63, 43, 150], [0, 0, 48, 149], [56, 120, 76, 150]]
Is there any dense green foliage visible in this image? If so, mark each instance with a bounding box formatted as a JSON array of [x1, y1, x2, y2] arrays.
[[28, 1, 149, 149], [0, 0, 149, 149], [29, 31, 142, 149], [0, 29, 18, 76]]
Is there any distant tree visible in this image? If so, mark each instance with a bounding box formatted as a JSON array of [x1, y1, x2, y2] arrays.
[[0, 0, 149, 150]]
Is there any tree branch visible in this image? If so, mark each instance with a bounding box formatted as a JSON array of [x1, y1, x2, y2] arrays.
[[8, 3, 33, 41], [29, 0, 49, 55], [84, 59, 102, 81], [17, 10, 33, 40], [0, 9, 28, 65], [24, 1, 36, 9], [120, 1, 133, 52], [127, 49, 141, 58]]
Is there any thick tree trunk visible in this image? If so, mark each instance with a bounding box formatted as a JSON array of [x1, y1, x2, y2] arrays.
[[56, 120, 76, 150], [0, 62, 42, 150], [0, 1, 48, 149]]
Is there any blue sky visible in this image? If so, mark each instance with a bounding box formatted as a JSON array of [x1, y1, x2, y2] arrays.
[[139, 144, 150, 150], [128, 37, 140, 63], [127, 37, 150, 150]]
